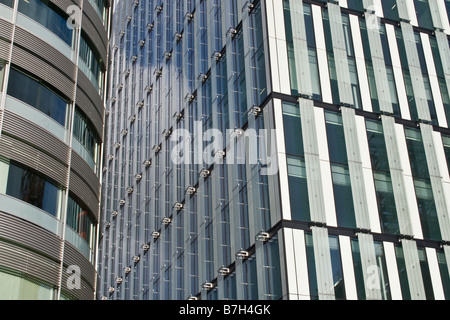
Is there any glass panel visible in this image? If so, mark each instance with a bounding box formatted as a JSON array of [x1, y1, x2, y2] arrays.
[[5, 161, 61, 217], [7, 67, 68, 126], [443, 135, 450, 176], [395, 245, 412, 300], [414, 179, 441, 241], [79, 34, 104, 94], [0, 60, 5, 91], [329, 235, 346, 300], [366, 120, 390, 172], [382, 0, 400, 21], [347, 0, 364, 12], [326, 112, 348, 164], [73, 107, 100, 174], [374, 241, 392, 300], [414, 0, 434, 30], [287, 156, 310, 222], [405, 128, 430, 180], [305, 232, 319, 300], [0, 268, 54, 300], [67, 195, 96, 250], [18, 0, 73, 46], [283, 102, 304, 156], [418, 248, 435, 300], [0, 0, 14, 8], [437, 250, 450, 300], [332, 164, 356, 229]]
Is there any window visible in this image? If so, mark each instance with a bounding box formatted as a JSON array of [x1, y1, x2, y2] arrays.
[[287, 156, 310, 222], [360, 21, 401, 116], [443, 135, 450, 176], [0, 0, 14, 7], [79, 34, 105, 94], [0, 60, 5, 91], [405, 128, 441, 241], [323, 11, 362, 109], [381, 0, 400, 21], [366, 120, 400, 235], [88, 0, 108, 24], [283, 102, 310, 222], [437, 250, 450, 299], [0, 268, 55, 300], [67, 195, 97, 250], [414, 0, 434, 30], [305, 233, 346, 300], [73, 107, 101, 174], [284, 1, 321, 100], [18, 0, 73, 47], [7, 67, 68, 126], [326, 111, 356, 229], [396, 30, 438, 124], [3, 159, 62, 218]]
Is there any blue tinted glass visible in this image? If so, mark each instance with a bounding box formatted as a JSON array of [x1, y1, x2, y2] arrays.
[[7, 68, 67, 126], [18, 0, 73, 46], [0, 0, 14, 7], [6, 162, 59, 216]]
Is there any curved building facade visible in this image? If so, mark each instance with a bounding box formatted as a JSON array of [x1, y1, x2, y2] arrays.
[[0, 0, 110, 300]]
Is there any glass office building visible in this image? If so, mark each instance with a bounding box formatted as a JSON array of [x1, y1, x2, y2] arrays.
[[0, 0, 109, 299], [98, 0, 450, 300]]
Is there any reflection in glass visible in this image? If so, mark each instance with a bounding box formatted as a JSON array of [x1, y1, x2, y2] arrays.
[[18, 0, 73, 46], [7, 67, 68, 126], [5, 161, 61, 217]]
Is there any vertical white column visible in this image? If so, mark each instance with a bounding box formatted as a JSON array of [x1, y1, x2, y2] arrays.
[[283, 228, 299, 300], [402, 239, 426, 300], [339, 235, 358, 300], [426, 247, 446, 300], [273, 99, 292, 221], [383, 241, 403, 300], [299, 98, 326, 224], [264, 0, 291, 95], [358, 233, 382, 300]]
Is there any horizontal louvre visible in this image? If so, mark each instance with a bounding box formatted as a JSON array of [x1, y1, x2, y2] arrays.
[[0, 38, 11, 61], [0, 212, 62, 261], [0, 240, 61, 286], [61, 267, 95, 300], [0, 134, 68, 187], [63, 241, 96, 287], [0, 19, 13, 40], [13, 27, 77, 80], [69, 171, 100, 219], [81, 12, 107, 63], [71, 151, 100, 198], [50, 0, 81, 13], [11, 45, 75, 101], [2, 110, 70, 163], [75, 83, 104, 136]]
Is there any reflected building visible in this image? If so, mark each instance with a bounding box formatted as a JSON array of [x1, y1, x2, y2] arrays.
[[0, 0, 110, 300], [99, 0, 450, 300]]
